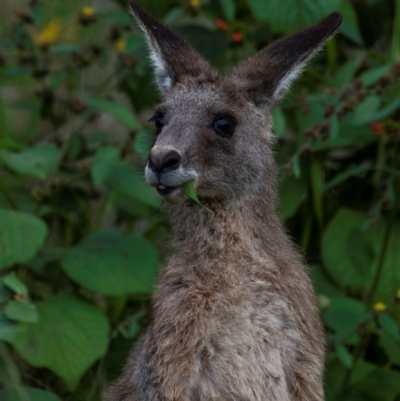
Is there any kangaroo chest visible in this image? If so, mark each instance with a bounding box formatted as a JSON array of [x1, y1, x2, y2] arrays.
[[142, 265, 299, 400]]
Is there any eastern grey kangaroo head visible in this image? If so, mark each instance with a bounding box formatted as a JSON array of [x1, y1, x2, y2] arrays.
[[130, 1, 342, 203]]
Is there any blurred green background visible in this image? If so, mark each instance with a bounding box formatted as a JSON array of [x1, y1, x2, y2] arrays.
[[0, 0, 399, 400]]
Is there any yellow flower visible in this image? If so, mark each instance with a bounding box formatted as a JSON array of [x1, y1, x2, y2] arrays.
[[115, 38, 126, 52], [373, 302, 386, 312], [35, 21, 61, 46], [396, 289, 400, 299], [189, 0, 200, 8], [81, 6, 95, 17]]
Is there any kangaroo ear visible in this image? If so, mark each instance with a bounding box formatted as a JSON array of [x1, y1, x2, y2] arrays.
[[129, 1, 214, 93], [231, 12, 342, 106]]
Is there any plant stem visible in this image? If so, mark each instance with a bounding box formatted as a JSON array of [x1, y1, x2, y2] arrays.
[[366, 217, 394, 308]]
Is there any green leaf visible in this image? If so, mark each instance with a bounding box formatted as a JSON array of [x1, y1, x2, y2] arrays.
[[0, 387, 61, 401], [350, 96, 381, 125], [271, 108, 286, 137], [338, 0, 363, 45], [361, 65, 391, 87], [91, 146, 120, 186], [2, 273, 28, 295], [246, 0, 341, 32], [120, 309, 146, 339], [0, 209, 47, 270], [310, 264, 342, 299], [184, 181, 211, 212], [378, 314, 400, 340], [5, 301, 38, 323], [61, 230, 158, 296], [219, 0, 235, 21], [0, 143, 60, 180], [346, 229, 375, 279], [324, 297, 366, 337], [323, 164, 372, 193], [133, 129, 153, 160], [379, 333, 400, 366], [322, 209, 369, 291], [0, 313, 19, 343], [329, 58, 359, 88], [336, 344, 353, 368], [105, 164, 157, 207], [278, 175, 306, 220], [322, 208, 400, 301], [292, 157, 301, 178], [350, 368, 400, 400], [87, 98, 140, 130], [13, 295, 109, 390]]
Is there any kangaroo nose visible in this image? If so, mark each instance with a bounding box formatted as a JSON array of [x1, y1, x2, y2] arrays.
[[148, 150, 181, 174]]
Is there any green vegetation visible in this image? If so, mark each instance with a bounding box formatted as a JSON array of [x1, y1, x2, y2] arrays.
[[0, 0, 399, 400]]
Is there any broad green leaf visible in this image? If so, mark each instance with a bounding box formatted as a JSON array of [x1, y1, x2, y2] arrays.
[[329, 58, 359, 88], [0, 387, 61, 401], [105, 164, 157, 207], [379, 333, 400, 366], [372, 93, 400, 122], [184, 181, 211, 212], [0, 209, 47, 270], [361, 65, 391, 87], [91, 146, 120, 186], [292, 157, 301, 178], [87, 98, 140, 130], [120, 309, 146, 339], [350, 96, 381, 125], [278, 175, 306, 220], [349, 368, 400, 400], [338, 0, 363, 45], [3, 273, 28, 295], [0, 279, 10, 303], [271, 108, 286, 137], [323, 297, 366, 337], [346, 229, 375, 279], [314, 124, 376, 150], [219, 0, 235, 21], [323, 164, 372, 193], [246, 0, 340, 32], [325, 358, 376, 401], [5, 301, 38, 323], [133, 129, 153, 160], [322, 208, 400, 301], [310, 264, 342, 299], [336, 344, 353, 368], [378, 314, 400, 340], [0, 313, 19, 343], [61, 230, 158, 296], [13, 295, 109, 390], [0, 143, 60, 180]]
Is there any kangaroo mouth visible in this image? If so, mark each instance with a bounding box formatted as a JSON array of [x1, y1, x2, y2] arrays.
[[156, 184, 180, 197]]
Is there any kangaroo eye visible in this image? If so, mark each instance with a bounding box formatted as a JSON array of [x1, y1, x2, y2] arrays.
[[212, 114, 236, 138], [149, 113, 164, 133]]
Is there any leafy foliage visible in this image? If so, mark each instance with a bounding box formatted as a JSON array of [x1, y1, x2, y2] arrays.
[[0, 0, 399, 400]]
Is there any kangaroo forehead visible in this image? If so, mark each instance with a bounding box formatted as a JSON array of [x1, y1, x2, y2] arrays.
[[158, 80, 249, 116]]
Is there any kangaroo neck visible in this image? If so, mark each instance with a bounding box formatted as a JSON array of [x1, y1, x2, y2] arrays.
[[166, 195, 284, 261]]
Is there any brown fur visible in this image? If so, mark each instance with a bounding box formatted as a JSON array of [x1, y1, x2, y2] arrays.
[[105, 3, 342, 400]]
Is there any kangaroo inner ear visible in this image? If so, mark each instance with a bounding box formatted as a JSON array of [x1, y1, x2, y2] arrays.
[[129, 1, 215, 93], [231, 12, 343, 105]]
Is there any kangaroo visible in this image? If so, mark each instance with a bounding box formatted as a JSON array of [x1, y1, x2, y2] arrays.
[[105, 2, 342, 400]]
